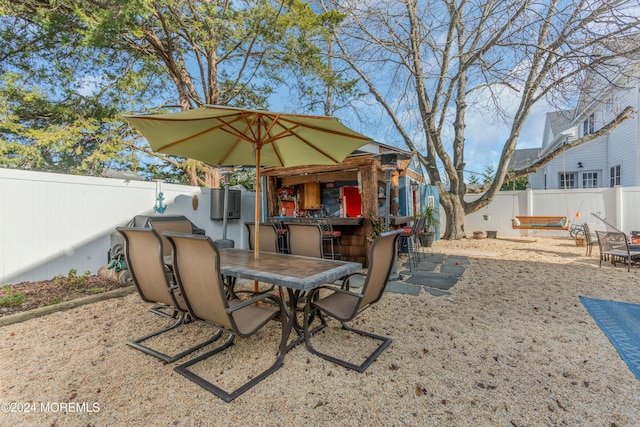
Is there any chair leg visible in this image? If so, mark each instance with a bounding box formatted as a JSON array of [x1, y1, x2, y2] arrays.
[[334, 236, 342, 259], [174, 317, 292, 402], [303, 303, 391, 372], [128, 313, 224, 363], [149, 303, 180, 319], [323, 237, 342, 260]]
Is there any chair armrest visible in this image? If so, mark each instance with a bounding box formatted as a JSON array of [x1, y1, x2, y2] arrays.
[[310, 284, 363, 299], [341, 272, 367, 290], [227, 292, 284, 313]]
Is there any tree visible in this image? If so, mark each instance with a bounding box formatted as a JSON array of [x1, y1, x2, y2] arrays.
[[500, 169, 528, 191], [320, 0, 640, 239], [1, 0, 343, 185]]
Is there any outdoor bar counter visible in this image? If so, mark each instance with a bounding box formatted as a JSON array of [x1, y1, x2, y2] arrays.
[[269, 216, 366, 264], [262, 148, 425, 266], [269, 215, 412, 266], [270, 216, 364, 226]]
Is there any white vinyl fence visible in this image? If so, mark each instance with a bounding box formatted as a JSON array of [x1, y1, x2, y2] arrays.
[[3, 168, 640, 285], [463, 186, 640, 239], [1, 168, 256, 285]]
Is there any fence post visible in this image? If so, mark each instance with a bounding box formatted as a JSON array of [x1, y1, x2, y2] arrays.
[[526, 189, 534, 216], [616, 185, 624, 232]]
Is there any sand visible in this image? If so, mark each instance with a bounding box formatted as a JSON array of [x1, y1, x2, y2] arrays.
[[1, 236, 639, 426]]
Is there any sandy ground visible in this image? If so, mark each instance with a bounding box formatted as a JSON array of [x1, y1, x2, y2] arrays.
[[1, 235, 640, 426]]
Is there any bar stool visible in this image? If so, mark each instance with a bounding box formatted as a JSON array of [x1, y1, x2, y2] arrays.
[[399, 217, 424, 270], [268, 218, 289, 253], [318, 217, 342, 260]]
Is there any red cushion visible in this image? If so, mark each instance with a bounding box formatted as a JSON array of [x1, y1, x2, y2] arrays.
[[323, 231, 342, 237]]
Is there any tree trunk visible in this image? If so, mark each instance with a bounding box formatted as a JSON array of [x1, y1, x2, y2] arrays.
[[441, 192, 466, 240]]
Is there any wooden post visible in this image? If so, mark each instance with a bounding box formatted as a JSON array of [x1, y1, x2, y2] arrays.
[[360, 160, 378, 266]]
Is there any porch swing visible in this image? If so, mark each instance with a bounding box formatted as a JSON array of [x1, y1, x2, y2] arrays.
[[510, 154, 570, 231]]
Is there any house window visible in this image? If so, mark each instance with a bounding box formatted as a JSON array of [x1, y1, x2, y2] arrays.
[[610, 165, 621, 187], [559, 172, 576, 189], [582, 172, 598, 188], [606, 98, 613, 112], [583, 113, 595, 136]]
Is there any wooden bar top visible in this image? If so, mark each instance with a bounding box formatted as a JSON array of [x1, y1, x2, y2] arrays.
[[269, 216, 364, 226]]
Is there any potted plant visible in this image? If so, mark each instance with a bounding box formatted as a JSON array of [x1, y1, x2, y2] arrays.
[[417, 205, 439, 247]]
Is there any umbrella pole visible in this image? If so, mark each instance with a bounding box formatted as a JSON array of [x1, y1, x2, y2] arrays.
[[254, 147, 261, 298]]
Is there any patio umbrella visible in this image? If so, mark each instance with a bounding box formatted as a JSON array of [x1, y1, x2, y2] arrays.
[[124, 105, 371, 260]]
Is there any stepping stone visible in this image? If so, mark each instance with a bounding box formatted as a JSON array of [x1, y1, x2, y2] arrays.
[[445, 255, 470, 265], [403, 271, 460, 290], [440, 264, 466, 276], [419, 286, 451, 297], [413, 262, 439, 272], [385, 281, 422, 296], [421, 253, 445, 263]]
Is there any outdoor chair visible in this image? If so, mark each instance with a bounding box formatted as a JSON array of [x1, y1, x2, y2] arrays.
[[582, 223, 598, 257], [303, 230, 403, 372], [148, 218, 194, 260], [267, 217, 289, 253], [147, 218, 197, 316], [287, 223, 324, 258], [116, 227, 220, 363], [163, 232, 291, 403], [244, 222, 280, 295], [245, 222, 280, 253], [597, 231, 640, 272], [317, 217, 342, 260], [399, 216, 424, 270]]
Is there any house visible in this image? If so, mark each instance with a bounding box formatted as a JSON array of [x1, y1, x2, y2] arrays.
[[523, 62, 639, 190]]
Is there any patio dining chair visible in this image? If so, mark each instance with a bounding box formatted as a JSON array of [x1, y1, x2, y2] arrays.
[[163, 232, 291, 403], [303, 230, 403, 372], [244, 222, 280, 295], [147, 218, 196, 316], [245, 222, 280, 253], [287, 223, 324, 258], [582, 222, 598, 257], [116, 227, 221, 363], [597, 231, 640, 272], [148, 218, 194, 259]]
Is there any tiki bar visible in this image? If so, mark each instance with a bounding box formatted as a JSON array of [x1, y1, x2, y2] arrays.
[[262, 143, 437, 266]]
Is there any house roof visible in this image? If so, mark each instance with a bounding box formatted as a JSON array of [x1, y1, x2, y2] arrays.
[[509, 148, 540, 170], [547, 109, 575, 136]]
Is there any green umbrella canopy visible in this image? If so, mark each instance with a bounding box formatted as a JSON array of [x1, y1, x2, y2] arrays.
[[124, 105, 371, 168], [124, 105, 371, 258]]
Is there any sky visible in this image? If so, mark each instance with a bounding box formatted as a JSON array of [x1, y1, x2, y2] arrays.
[[279, 89, 552, 180]]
